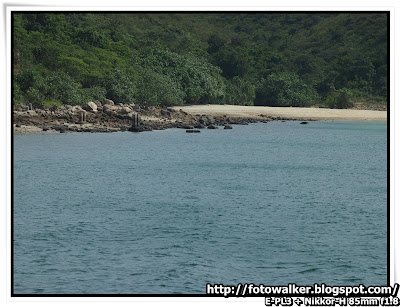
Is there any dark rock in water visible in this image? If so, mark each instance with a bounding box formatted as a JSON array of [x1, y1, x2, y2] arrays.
[[181, 125, 194, 129], [194, 124, 206, 129], [224, 125, 233, 129], [207, 125, 218, 129], [129, 126, 145, 132], [300, 121, 309, 124], [281, 120, 286, 122], [142, 126, 153, 131], [186, 130, 201, 133]]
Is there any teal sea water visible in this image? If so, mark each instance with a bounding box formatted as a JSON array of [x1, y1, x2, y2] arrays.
[[13, 120, 387, 294]]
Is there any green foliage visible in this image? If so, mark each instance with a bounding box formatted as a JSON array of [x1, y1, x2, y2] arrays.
[[255, 72, 319, 107], [46, 71, 83, 105], [13, 82, 24, 106], [26, 87, 45, 107], [326, 88, 354, 109], [139, 48, 225, 104], [12, 12, 387, 107], [81, 86, 107, 103], [104, 69, 136, 103], [43, 99, 63, 108], [135, 69, 185, 106], [225, 77, 255, 105], [212, 46, 252, 79]]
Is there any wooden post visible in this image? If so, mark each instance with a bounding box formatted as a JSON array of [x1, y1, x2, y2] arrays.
[[132, 112, 140, 128]]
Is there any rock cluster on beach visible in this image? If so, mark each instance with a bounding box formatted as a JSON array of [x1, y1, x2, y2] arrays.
[[13, 100, 309, 133]]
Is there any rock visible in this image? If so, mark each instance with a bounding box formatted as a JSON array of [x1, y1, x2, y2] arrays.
[[161, 109, 170, 116], [181, 125, 194, 129], [206, 116, 215, 124], [26, 110, 37, 116], [120, 107, 132, 114], [103, 99, 114, 105], [103, 104, 118, 112], [207, 125, 218, 129], [224, 125, 233, 129], [94, 100, 102, 106], [72, 106, 84, 113], [119, 113, 134, 120], [128, 126, 145, 132], [194, 124, 206, 129], [87, 101, 98, 111], [300, 121, 309, 124], [186, 130, 201, 133]]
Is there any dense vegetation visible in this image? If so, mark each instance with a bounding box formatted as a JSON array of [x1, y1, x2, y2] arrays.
[[12, 12, 387, 108]]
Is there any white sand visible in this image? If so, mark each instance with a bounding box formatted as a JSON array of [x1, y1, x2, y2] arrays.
[[171, 105, 387, 121]]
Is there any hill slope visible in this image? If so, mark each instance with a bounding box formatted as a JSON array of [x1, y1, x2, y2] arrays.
[[12, 12, 388, 108]]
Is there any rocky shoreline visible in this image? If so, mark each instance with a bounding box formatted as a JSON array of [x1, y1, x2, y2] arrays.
[[13, 100, 314, 134]]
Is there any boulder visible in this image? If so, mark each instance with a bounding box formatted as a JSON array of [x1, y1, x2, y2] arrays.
[[206, 116, 215, 124], [86, 102, 97, 112], [26, 110, 37, 116], [207, 125, 218, 129], [186, 130, 201, 133], [224, 125, 233, 129], [103, 104, 118, 112], [300, 121, 309, 124], [72, 106, 84, 113], [103, 99, 114, 105], [120, 107, 132, 114]]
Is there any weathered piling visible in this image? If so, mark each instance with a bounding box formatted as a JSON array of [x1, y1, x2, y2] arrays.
[[132, 112, 141, 128], [79, 111, 86, 123]]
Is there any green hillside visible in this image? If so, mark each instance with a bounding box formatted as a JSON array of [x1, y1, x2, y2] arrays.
[[12, 12, 388, 108]]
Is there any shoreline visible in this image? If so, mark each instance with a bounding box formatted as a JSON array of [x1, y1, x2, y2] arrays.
[[171, 105, 387, 121], [13, 104, 387, 134]]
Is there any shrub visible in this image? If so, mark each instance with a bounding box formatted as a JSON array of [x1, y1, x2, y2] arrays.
[[326, 88, 354, 109], [25, 87, 45, 107], [135, 69, 185, 106], [81, 86, 107, 103], [138, 48, 225, 104], [46, 71, 83, 105], [255, 72, 319, 107], [104, 69, 136, 103], [224, 76, 255, 105]]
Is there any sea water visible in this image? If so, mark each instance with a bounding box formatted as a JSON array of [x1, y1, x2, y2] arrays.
[[13, 120, 387, 294]]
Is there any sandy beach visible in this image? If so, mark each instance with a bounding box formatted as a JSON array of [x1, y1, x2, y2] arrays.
[[171, 105, 387, 121]]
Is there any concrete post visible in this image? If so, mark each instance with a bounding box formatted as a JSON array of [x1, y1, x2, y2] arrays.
[[132, 113, 140, 127], [79, 111, 86, 123]]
